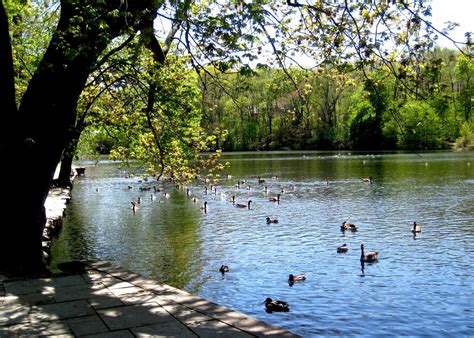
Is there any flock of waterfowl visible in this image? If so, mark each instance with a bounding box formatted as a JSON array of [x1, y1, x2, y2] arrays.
[[122, 172, 422, 313]]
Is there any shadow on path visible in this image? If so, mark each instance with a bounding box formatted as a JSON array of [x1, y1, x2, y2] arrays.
[[0, 260, 299, 337]]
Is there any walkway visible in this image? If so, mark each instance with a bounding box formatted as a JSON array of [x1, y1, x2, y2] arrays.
[[0, 260, 300, 337]]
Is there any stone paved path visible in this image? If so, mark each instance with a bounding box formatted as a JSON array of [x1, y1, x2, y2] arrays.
[[0, 260, 300, 337]]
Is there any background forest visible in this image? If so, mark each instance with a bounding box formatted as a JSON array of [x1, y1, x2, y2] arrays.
[[78, 47, 474, 155], [197, 49, 473, 151]]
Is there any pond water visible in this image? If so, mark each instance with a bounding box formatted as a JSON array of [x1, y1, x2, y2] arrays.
[[50, 151, 474, 336]]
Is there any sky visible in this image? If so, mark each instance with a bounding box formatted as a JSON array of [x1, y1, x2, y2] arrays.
[[431, 0, 474, 46]]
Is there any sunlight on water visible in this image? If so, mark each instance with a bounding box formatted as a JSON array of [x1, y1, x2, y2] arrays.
[[51, 151, 474, 336]]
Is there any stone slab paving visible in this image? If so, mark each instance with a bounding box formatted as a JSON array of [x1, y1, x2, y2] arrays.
[[0, 260, 300, 337]]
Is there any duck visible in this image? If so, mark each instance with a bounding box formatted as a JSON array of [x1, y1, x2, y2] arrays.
[[360, 243, 378, 262], [340, 221, 357, 231], [219, 265, 229, 273], [288, 274, 306, 282], [264, 298, 289, 312], [235, 200, 252, 209], [411, 221, 422, 233], [337, 243, 348, 253], [269, 194, 281, 202], [266, 217, 278, 224]]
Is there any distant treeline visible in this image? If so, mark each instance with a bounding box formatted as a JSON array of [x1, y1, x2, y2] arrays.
[[198, 47, 473, 151]]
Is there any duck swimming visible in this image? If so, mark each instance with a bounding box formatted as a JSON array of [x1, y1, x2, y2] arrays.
[[341, 221, 357, 231], [288, 274, 306, 282], [337, 243, 348, 253], [360, 243, 378, 262], [411, 221, 421, 233], [219, 265, 229, 274], [235, 200, 252, 209], [266, 217, 278, 224], [269, 194, 281, 202], [264, 298, 289, 312]]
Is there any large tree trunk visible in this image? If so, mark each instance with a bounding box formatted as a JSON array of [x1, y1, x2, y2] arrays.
[[0, 0, 162, 276], [56, 139, 79, 187]]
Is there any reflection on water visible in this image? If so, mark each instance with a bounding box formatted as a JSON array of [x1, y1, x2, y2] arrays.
[[50, 151, 474, 336]]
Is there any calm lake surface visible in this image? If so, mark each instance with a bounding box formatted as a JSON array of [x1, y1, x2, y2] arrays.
[[50, 151, 474, 336]]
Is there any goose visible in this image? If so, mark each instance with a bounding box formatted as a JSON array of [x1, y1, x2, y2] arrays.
[[264, 298, 289, 312], [360, 243, 378, 262], [411, 221, 421, 233], [192, 197, 198, 204], [362, 176, 372, 183], [258, 177, 266, 184], [163, 192, 170, 198], [266, 217, 278, 224], [235, 200, 252, 209], [150, 194, 156, 201], [341, 221, 357, 231], [288, 274, 306, 282], [219, 265, 229, 274], [131, 201, 138, 212], [337, 243, 348, 253], [137, 197, 141, 204], [228, 195, 236, 204], [269, 194, 281, 202], [200, 201, 208, 212]]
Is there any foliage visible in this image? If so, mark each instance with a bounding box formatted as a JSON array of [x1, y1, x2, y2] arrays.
[[197, 48, 472, 151], [80, 50, 228, 183], [454, 120, 474, 150], [348, 92, 378, 150], [397, 101, 443, 149]]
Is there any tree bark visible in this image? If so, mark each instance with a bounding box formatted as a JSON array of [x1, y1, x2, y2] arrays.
[[0, 0, 162, 276]]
